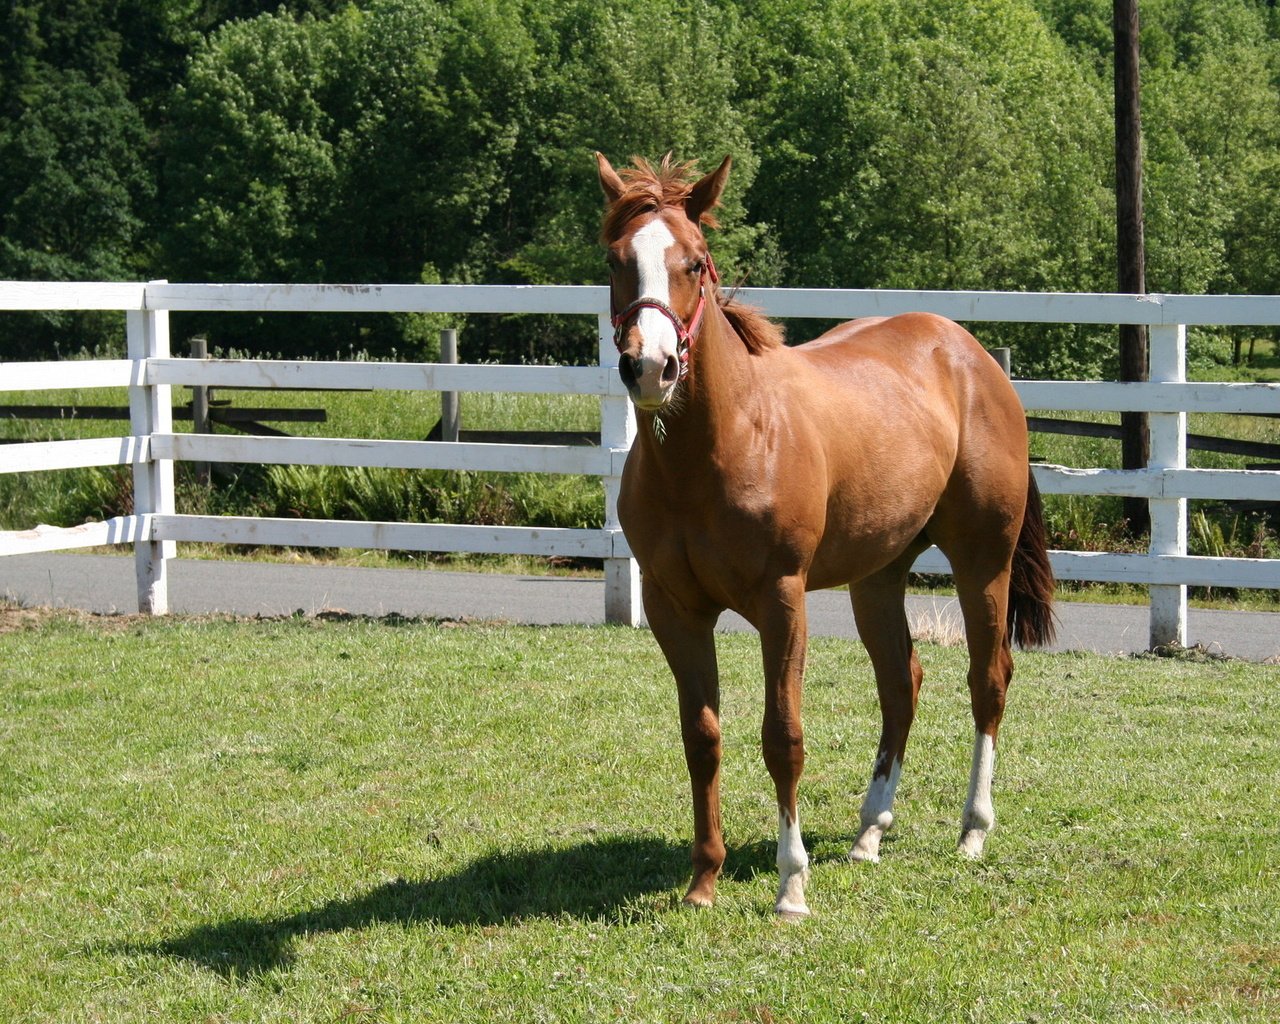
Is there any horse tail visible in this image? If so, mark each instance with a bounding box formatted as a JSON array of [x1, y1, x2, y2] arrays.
[[1008, 467, 1057, 649]]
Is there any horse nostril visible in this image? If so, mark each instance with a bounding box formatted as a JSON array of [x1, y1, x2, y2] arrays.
[[661, 354, 680, 385], [619, 354, 641, 390]]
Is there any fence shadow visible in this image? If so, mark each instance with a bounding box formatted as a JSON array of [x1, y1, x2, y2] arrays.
[[132, 833, 694, 979]]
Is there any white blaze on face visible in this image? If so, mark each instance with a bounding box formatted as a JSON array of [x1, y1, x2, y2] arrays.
[[628, 217, 679, 365]]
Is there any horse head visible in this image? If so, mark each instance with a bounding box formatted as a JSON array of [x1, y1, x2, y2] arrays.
[[596, 152, 731, 410]]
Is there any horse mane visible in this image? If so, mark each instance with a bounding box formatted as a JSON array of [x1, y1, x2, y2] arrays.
[[720, 292, 785, 354], [602, 154, 785, 355], [600, 154, 719, 243]]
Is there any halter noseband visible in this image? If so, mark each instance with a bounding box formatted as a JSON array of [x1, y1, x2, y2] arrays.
[[610, 252, 719, 376]]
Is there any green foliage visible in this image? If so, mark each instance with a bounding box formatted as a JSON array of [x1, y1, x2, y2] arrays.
[[0, 464, 133, 529], [1141, 0, 1280, 295], [0, 69, 153, 356], [751, 0, 1116, 371], [4, 0, 1280, 374], [759, 0, 1112, 288], [1191, 507, 1280, 560], [0, 384, 609, 536], [0, 4, 159, 356], [163, 14, 339, 284], [263, 464, 604, 531]]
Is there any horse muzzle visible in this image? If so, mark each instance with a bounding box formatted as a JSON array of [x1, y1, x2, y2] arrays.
[[618, 348, 682, 409], [613, 299, 692, 409]]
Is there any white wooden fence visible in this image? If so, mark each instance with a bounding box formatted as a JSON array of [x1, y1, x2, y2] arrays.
[[2, 281, 1278, 649]]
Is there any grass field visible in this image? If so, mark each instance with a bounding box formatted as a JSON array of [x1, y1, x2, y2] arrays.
[[2, 609, 1277, 1022]]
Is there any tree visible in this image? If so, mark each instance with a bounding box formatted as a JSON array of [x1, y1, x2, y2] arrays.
[[750, 0, 1114, 373], [491, 0, 774, 362], [1141, 0, 1280, 295], [508, 0, 768, 284], [5, 0, 1280, 371], [163, 1, 530, 358], [0, 71, 153, 357], [0, 3, 157, 356], [159, 0, 768, 363], [1138, 0, 1280, 371]]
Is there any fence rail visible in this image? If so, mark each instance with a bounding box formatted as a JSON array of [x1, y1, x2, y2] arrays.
[[2, 280, 1278, 648]]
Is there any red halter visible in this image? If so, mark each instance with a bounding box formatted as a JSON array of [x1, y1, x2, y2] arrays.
[[610, 252, 719, 376]]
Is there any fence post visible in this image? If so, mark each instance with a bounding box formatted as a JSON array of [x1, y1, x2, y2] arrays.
[[440, 328, 460, 442], [599, 310, 640, 625], [128, 281, 176, 614], [1148, 321, 1188, 649], [190, 335, 211, 485], [989, 347, 1012, 377]]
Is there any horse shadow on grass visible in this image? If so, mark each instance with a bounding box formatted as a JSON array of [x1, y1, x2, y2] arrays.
[[122, 832, 807, 980]]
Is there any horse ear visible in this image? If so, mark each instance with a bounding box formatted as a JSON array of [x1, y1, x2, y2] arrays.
[[686, 155, 732, 225], [596, 152, 625, 204]]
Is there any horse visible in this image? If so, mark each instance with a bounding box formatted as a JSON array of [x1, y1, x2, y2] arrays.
[[596, 152, 1056, 918]]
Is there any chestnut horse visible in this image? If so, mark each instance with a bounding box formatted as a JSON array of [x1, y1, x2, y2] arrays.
[[597, 152, 1055, 918]]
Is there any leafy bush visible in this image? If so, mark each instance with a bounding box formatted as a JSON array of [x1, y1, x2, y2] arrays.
[[8, 1, 1280, 376]]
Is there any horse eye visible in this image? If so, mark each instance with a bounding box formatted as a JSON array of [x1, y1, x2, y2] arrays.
[[690, 259, 704, 275]]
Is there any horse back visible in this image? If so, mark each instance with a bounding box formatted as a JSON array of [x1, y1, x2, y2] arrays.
[[799, 312, 995, 375], [792, 312, 1023, 437], [780, 312, 1029, 585]]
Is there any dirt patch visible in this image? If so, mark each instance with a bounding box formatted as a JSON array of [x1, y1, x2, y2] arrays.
[[0, 602, 152, 634], [0, 603, 75, 633], [0, 600, 491, 634]]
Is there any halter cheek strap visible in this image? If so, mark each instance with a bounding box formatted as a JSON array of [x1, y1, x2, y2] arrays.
[[610, 253, 718, 376]]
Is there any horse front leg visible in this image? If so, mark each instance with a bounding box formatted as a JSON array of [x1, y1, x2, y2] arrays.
[[644, 581, 725, 907], [758, 576, 811, 918]]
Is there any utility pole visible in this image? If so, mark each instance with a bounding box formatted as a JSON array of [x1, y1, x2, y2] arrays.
[[1115, 0, 1150, 534]]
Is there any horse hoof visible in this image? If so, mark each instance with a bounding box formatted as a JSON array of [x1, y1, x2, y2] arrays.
[[848, 848, 880, 864], [849, 827, 883, 863], [957, 828, 987, 859], [774, 866, 810, 919]]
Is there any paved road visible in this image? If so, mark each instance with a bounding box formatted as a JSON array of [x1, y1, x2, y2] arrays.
[[10, 552, 1280, 665], [3, 552, 1277, 662]]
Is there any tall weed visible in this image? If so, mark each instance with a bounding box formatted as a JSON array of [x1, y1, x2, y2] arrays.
[[263, 465, 603, 531], [0, 466, 132, 528], [1188, 508, 1279, 601], [3, 386, 1276, 607], [1041, 493, 1139, 553]]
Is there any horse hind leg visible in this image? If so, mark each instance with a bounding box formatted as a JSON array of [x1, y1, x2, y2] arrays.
[[848, 559, 923, 863], [951, 562, 1015, 859]]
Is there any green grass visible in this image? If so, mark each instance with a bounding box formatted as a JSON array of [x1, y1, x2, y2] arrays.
[[2, 609, 1278, 1022], [0, 386, 605, 537], [0, 384, 600, 444]]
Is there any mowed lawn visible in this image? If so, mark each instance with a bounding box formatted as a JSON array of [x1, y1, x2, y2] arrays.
[[1, 609, 1277, 1023]]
